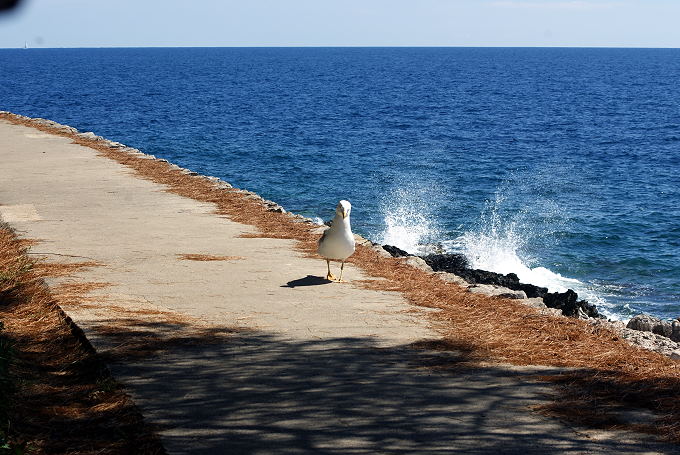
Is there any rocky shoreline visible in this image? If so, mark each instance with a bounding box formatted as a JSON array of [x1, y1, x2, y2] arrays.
[[379, 244, 680, 360], [2, 111, 678, 361]]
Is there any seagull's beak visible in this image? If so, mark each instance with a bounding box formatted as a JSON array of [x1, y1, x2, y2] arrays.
[[342, 208, 348, 219]]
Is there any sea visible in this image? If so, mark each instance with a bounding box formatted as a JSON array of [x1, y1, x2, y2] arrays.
[[1, 47, 679, 321]]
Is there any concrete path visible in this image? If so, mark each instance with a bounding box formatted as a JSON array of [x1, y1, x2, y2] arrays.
[[0, 119, 674, 454]]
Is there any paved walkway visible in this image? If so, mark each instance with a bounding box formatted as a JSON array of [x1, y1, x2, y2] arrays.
[[0, 119, 674, 454]]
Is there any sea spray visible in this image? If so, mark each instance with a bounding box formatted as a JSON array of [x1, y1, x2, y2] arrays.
[[451, 185, 612, 303], [378, 183, 443, 255]]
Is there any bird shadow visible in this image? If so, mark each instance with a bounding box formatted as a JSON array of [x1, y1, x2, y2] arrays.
[[282, 275, 332, 288]]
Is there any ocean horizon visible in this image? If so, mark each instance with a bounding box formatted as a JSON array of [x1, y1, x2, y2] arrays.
[[1, 46, 679, 321]]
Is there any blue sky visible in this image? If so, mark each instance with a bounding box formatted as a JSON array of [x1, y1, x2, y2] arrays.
[[1, 0, 679, 48]]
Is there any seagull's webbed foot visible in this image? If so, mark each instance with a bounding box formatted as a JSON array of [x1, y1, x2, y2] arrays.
[[325, 259, 336, 281]]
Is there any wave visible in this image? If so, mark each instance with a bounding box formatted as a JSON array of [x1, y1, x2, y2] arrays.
[[377, 183, 443, 255], [448, 190, 622, 319], [449, 229, 620, 317], [376, 180, 622, 319]]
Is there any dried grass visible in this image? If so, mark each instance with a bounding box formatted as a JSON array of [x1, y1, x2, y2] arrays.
[[0, 223, 165, 454], [177, 253, 245, 261], [33, 260, 102, 278], [3, 112, 680, 443]]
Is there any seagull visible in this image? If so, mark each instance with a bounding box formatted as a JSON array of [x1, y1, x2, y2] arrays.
[[317, 200, 356, 282]]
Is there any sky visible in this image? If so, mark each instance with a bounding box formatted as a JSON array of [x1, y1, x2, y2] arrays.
[[1, 0, 679, 48]]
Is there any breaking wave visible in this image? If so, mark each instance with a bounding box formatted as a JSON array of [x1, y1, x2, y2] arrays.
[[377, 183, 443, 256], [448, 189, 617, 318]]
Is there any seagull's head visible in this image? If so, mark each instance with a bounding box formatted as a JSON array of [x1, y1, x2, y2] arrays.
[[336, 200, 352, 219]]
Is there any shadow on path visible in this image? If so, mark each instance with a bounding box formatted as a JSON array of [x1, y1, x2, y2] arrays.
[[91, 321, 675, 455], [282, 275, 333, 288]]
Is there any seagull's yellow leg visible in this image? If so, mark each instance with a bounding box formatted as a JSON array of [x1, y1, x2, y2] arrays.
[[337, 261, 346, 283], [326, 259, 336, 281]]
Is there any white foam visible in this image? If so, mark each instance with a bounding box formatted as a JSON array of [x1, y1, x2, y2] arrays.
[[455, 230, 578, 293], [451, 189, 617, 318], [378, 183, 442, 255], [376, 179, 623, 319]]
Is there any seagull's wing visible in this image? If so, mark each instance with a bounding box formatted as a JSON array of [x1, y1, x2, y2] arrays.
[[318, 228, 329, 246]]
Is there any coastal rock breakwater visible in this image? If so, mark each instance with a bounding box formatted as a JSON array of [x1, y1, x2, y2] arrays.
[[383, 246, 601, 319], [382, 244, 680, 359]]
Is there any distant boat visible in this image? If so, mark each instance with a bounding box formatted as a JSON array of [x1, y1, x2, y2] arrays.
[[23, 41, 27, 49]]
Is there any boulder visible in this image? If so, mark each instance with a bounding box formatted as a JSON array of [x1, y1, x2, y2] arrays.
[[76, 131, 103, 141], [620, 328, 680, 358], [626, 314, 673, 339], [627, 314, 655, 332], [467, 284, 527, 299], [382, 244, 410, 258], [434, 272, 469, 287], [543, 290, 600, 318], [521, 297, 548, 309], [404, 256, 433, 273], [673, 320, 680, 343], [372, 244, 394, 259], [420, 253, 469, 273], [419, 255, 549, 299]]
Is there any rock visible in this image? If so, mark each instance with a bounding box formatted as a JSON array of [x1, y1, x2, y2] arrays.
[[516, 282, 549, 299], [626, 314, 673, 339], [77, 131, 102, 141], [654, 321, 673, 338], [521, 297, 547, 309], [672, 320, 680, 342], [606, 320, 627, 331], [543, 290, 577, 314], [383, 244, 410, 257], [541, 308, 563, 317], [262, 200, 286, 213], [467, 284, 526, 299], [543, 290, 600, 318], [420, 253, 469, 273], [420, 254, 549, 299], [500, 290, 527, 300], [576, 306, 589, 320], [620, 328, 680, 358], [372, 244, 393, 259], [404, 256, 433, 273], [627, 314, 655, 332], [353, 233, 369, 245], [434, 272, 469, 287]]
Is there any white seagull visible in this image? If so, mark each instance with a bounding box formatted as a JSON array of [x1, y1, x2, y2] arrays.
[[317, 200, 356, 282]]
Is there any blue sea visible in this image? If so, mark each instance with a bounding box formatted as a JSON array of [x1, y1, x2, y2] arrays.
[[1, 47, 679, 321]]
